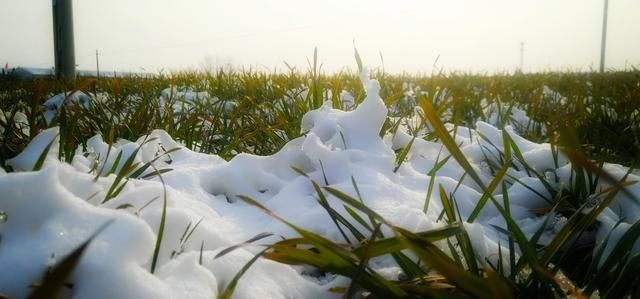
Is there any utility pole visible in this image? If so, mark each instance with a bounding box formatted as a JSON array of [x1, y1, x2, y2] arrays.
[[600, 0, 609, 73], [519, 42, 525, 73], [96, 50, 100, 78], [52, 0, 76, 82]]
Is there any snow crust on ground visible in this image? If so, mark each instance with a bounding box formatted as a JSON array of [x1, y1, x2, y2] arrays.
[[1, 72, 639, 298], [159, 87, 237, 116]]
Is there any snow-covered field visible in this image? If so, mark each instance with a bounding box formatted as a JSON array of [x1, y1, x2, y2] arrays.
[[1, 73, 639, 298]]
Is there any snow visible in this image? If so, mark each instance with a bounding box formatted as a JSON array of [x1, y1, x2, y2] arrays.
[[1, 71, 639, 298], [6, 126, 59, 171], [0, 166, 163, 299], [157, 87, 238, 121], [0, 109, 29, 135], [482, 101, 545, 135], [43, 91, 93, 125]]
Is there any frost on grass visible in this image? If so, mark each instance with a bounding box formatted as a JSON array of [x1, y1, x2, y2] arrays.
[[1, 71, 639, 298]]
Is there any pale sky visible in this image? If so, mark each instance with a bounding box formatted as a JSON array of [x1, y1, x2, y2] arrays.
[[1, 0, 639, 74]]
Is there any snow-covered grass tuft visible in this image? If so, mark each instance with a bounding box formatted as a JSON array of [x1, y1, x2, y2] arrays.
[[1, 59, 639, 298]]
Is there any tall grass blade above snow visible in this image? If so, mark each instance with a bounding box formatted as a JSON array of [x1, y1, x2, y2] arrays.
[[236, 194, 409, 298], [217, 248, 269, 299], [150, 166, 168, 274], [393, 226, 514, 299], [419, 97, 487, 192], [467, 161, 510, 222], [394, 136, 415, 173], [32, 134, 59, 171]]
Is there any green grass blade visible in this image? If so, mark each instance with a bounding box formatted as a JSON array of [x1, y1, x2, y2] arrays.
[[439, 185, 456, 223], [352, 223, 462, 258], [129, 147, 181, 179], [106, 150, 123, 176], [28, 220, 113, 299], [419, 98, 487, 191], [467, 161, 510, 222], [140, 168, 173, 179], [394, 136, 415, 173], [310, 179, 355, 243], [32, 134, 59, 171], [424, 151, 451, 214], [541, 182, 634, 266], [215, 232, 275, 259], [150, 166, 168, 274], [488, 196, 561, 295], [394, 226, 513, 299], [236, 195, 408, 298], [217, 248, 269, 299], [343, 205, 373, 233], [324, 187, 391, 227]]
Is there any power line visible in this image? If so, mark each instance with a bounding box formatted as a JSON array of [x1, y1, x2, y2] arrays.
[[92, 24, 317, 58]]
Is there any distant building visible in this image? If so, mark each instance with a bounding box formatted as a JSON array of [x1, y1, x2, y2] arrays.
[[6, 67, 55, 80], [2, 67, 151, 80]]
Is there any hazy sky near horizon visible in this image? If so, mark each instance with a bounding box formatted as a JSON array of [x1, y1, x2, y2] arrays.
[[1, 0, 639, 74]]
